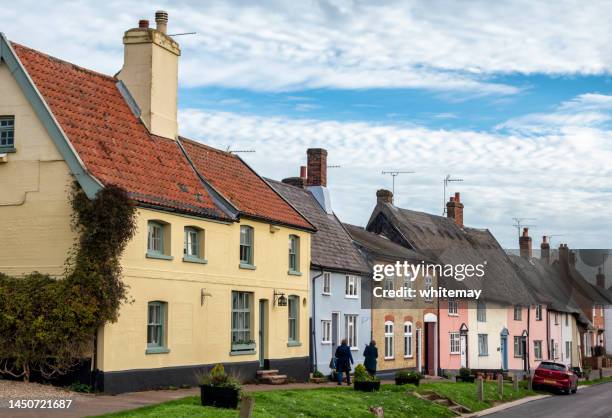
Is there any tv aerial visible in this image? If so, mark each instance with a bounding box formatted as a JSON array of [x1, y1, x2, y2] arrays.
[[443, 174, 464, 215], [512, 218, 537, 239], [381, 171, 415, 195]]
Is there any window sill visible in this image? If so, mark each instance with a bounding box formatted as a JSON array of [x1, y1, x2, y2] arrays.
[[146, 252, 173, 261], [288, 270, 302, 276], [448, 313, 459, 317], [183, 255, 208, 264], [322, 292, 331, 296], [350, 347, 358, 351], [0, 147, 16, 153], [404, 355, 414, 358], [146, 347, 170, 355], [384, 357, 394, 361], [287, 341, 302, 347], [450, 352, 460, 355], [230, 350, 256, 356], [478, 354, 489, 357], [321, 341, 331, 345], [345, 295, 359, 299], [239, 263, 256, 270]]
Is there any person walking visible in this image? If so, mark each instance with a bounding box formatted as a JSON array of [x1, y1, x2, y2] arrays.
[[335, 339, 354, 385], [363, 340, 378, 376]]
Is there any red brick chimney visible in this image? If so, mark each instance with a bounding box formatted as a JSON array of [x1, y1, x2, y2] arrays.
[[282, 166, 307, 188], [376, 189, 393, 205], [519, 228, 533, 259], [306, 148, 327, 187], [446, 192, 464, 228], [541, 236, 550, 264], [596, 267, 605, 289]]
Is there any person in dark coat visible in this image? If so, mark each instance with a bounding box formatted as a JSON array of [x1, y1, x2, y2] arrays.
[[335, 339, 354, 385], [363, 340, 378, 376]]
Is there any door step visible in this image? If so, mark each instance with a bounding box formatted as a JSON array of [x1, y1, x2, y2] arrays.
[[256, 369, 288, 384]]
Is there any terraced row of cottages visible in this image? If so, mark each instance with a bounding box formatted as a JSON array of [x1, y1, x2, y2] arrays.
[[1, 13, 610, 393]]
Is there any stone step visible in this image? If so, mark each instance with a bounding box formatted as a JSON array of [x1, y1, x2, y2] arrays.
[[433, 398, 452, 406], [259, 375, 288, 384], [256, 369, 280, 376]]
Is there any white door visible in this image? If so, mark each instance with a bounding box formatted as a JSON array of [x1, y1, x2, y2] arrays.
[[460, 335, 467, 368], [416, 329, 422, 373]]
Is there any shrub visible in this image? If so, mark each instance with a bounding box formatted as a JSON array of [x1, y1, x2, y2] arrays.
[[312, 370, 325, 378], [354, 364, 378, 382], [459, 367, 472, 377], [0, 184, 136, 381], [197, 364, 242, 392]]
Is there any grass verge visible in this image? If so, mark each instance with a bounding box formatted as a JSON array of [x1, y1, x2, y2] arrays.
[[580, 376, 612, 386]]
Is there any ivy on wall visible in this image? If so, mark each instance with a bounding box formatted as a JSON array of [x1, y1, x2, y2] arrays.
[[0, 184, 136, 381]]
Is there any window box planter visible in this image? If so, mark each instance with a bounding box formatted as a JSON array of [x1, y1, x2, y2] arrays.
[[231, 342, 256, 352], [354, 381, 381, 392], [200, 385, 240, 409]]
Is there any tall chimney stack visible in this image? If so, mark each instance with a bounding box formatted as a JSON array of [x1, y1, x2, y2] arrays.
[[541, 236, 550, 264], [376, 189, 393, 205], [117, 11, 180, 140], [446, 192, 464, 228], [519, 228, 533, 259], [306, 148, 327, 187], [596, 267, 605, 289]]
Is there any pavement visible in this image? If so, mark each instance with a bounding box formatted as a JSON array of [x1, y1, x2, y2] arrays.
[[485, 381, 612, 418]]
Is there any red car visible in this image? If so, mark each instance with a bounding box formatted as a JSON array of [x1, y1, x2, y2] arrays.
[[533, 361, 578, 394]]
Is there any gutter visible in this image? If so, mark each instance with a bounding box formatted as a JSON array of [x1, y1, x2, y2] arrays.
[[311, 267, 325, 372]]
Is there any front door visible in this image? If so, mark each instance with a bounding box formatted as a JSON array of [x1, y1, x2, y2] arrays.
[[424, 322, 436, 375], [501, 335, 508, 370], [331, 312, 339, 359], [259, 300, 267, 368], [460, 334, 467, 368]]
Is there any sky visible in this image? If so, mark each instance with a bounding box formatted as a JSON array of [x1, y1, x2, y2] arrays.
[[3, 0, 612, 251]]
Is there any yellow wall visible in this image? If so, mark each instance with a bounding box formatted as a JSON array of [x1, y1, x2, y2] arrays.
[[0, 62, 76, 278]]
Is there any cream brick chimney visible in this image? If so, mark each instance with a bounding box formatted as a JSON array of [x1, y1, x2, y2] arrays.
[[117, 11, 180, 140]]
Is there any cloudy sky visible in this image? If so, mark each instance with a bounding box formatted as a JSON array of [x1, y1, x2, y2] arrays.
[[4, 0, 612, 250]]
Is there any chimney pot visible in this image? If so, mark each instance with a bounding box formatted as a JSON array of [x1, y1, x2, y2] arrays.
[[300, 166, 307, 179], [139, 19, 150, 29], [155, 10, 169, 33], [446, 192, 464, 228], [596, 267, 605, 289], [519, 227, 532, 258], [376, 189, 394, 205], [306, 148, 328, 187]]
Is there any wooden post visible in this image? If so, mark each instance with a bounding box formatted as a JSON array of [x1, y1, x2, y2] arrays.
[[513, 374, 519, 391], [497, 373, 504, 399], [599, 368, 603, 380], [238, 397, 255, 418], [527, 371, 532, 391], [477, 376, 484, 402]]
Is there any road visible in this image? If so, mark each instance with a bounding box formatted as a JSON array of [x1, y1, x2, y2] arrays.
[[490, 382, 612, 418]]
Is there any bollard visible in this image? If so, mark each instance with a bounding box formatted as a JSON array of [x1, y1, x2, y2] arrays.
[[497, 373, 504, 399], [527, 372, 532, 391], [477, 376, 484, 402], [238, 396, 255, 418], [599, 368, 603, 380], [513, 374, 519, 391]]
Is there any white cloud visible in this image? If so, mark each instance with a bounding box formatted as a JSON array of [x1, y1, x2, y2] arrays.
[[178, 102, 612, 248], [4, 1, 612, 94]]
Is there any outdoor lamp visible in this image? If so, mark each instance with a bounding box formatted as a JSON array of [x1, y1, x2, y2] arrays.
[[274, 290, 287, 307]]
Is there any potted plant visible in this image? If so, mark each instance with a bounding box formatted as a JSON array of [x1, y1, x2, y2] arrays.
[[456, 367, 475, 383], [310, 370, 327, 383], [353, 364, 380, 392], [395, 370, 422, 386], [198, 364, 241, 409]]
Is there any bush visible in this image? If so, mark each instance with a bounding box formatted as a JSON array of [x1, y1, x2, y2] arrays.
[[459, 367, 472, 377], [0, 184, 136, 381], [197, 364, 242, 392], [312, 370, 325, 378], [395, 370, 422, 385], [354, 364, 378, 382]]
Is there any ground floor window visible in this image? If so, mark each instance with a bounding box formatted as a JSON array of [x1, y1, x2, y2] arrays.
[[514, 336, 524, 358], [288, 295, 299, 343], [384, 321, 394, 359], [231, 291, 253, 351], [478, 334, 488, 356], [321, 320, 331, 343], [565, 341, 571, 359], [534, 340, 542, 359], [345, 314, 357, 348], [450, 332, 460, 354], [147, 301, 167, 350], [404, 322, 413, 357]]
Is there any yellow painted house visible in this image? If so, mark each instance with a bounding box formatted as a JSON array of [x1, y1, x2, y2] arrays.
[[0, 11, 314, 393]]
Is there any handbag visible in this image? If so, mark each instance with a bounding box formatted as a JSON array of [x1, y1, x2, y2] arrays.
[[329, 357, 336, 369]]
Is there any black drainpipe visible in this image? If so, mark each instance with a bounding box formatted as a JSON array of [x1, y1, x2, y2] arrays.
[[311, 267, 325, 372]]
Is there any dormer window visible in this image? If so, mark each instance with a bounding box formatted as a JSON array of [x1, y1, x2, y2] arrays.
[[0, 116, 15, 151]]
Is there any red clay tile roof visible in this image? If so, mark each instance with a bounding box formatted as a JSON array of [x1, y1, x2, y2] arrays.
[[12, 42, 311, 230], [181, 138, 313, 230], [12, 42, 229, 220]]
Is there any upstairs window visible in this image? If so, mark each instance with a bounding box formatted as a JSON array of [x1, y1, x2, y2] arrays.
[[183, 226, 205, 262], [322, 272, 331, 295], [0, 116, 14, 150], [448, 298, 458, 315], [535, 305, 543, 321], [514, 305, 522, 321], [288, 235, 300, 273], [345, 275, 358, 297], [424, 275, 434, 302], [477, 301, 486, 322], [147, 221, 171, 259], [239, 225, 254, 266]]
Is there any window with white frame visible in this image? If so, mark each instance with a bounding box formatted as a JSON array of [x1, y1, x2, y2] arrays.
[[424, 275, 433, 301], [404, 322, 413, 357], [535, 305, 542, 321], [514, 336, 524, 358], [384, 321, 394, 359], [0, 116, 15, 150], [554, 341, 559, 359], [183, 226, 204, 260], [403, 274, 413, 299], [478, 334, 488, 356], [450, 332, 460, 354], [231, 291, 253, 351], [288, 235, 300, 272], [345, 315, 357, 348], [477, 301, 486, 322], [554, 312, 559, 325], [147, 221, 170, 257], [322, 272, 331, 295], [239, 225, 254, 266], [383, 276, 394, 296], [321, 320, 331, 343], [448, 298, 458, 315], [534, 340, 542, 359], [345, 275, 358, 297], [514, 305, 522, 321]]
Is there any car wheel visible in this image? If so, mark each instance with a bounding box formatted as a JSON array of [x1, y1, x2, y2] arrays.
[[571, 388, 577, 394]]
